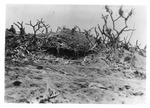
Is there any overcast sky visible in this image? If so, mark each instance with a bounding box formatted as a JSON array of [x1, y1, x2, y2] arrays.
[[6, 5, 146, 48]]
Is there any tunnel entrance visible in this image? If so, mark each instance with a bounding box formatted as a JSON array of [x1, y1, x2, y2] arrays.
[[44, 47, 94, 59]]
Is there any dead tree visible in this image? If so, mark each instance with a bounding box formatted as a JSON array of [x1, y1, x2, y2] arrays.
[[97, 24, 107, 44], [122, 36, 132, 50], [56, 27, 62, 32], [94, 27, 102, 45], [26, 20, 43, 37], [83, 27, 101, 52], [14, 21, 26, 36], [135, 40, 141, 51], [83, 26, 107, 53], [25, 20, 43, 50], [37, 18, 50, 33], [39, 29, 45, 34], [97, 5, 135, 50], [144, 45, 146, 51], [121, 22, 135, 50], [74, 25, 81, 32]]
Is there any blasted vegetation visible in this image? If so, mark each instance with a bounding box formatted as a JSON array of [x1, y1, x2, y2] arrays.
[[5, 5, 146, 104]]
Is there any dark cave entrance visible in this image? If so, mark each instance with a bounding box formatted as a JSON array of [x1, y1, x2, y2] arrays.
[[44, 47, 94, 59]]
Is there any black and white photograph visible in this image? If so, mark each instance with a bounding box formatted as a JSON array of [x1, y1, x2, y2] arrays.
[[4, 2, 147, 104]]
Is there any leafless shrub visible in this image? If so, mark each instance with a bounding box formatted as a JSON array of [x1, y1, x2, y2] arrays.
[[37, 18, 51, 33], [25, 19, 44, 51], [26, 20, 43, 37], [14, 21, 26, 36], [97, 5, 135, 50]]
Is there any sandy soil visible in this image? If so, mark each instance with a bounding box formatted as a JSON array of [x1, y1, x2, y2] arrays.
[[5, 51, 146, 104]]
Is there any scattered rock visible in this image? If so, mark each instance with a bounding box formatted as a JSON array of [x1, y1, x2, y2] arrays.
[[124, 56, 132, 62], [39, 99, 47, 103], [119, 87, 124, 91], [122, 101, 125, 104], [12, 81, 22, 87], [132, 92, 144, 96], [18, 99, 30, 103], [5, 46, 146, 104], [89, 82, 107, 90], [134, 70, 146, 79], [73, 82, 88, 88], [30, 84, 38, 87], [112, 98, 115, 100], [36, 66, 43, 69], [124, 85, 131, 90]]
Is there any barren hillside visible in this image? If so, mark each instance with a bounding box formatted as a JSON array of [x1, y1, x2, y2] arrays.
[[5, 5, 146, 104]]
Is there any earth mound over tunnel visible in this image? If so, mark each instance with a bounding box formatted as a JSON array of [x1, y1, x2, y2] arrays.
[[44, 29, 96, 59]]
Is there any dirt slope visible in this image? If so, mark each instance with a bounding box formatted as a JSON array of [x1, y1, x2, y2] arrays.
[[5, 50, 146, 104]]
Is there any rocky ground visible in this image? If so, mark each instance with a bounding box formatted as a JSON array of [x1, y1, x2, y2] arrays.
[[5, 49, 146, 104]]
